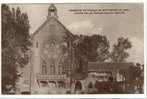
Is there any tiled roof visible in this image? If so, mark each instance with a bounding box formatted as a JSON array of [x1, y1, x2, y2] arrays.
[[88, 62, 133, 71]]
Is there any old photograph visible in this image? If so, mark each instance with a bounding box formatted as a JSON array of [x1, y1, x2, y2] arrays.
[[1, 3, 144, 94]]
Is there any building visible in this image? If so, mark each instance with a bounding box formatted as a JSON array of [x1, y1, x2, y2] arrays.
[[74, 62, 134, 93], [88, 62, 133, 82], [30, 4, 74, 91]]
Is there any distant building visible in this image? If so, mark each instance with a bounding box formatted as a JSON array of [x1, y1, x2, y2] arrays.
[[75, 62, 134, 93], [87, 62, 133, 82]]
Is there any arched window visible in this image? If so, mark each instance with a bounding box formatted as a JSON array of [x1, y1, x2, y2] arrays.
[[50, 63, 55, 75], [42, 60, 47, 74], [58, 64, 62, 75]]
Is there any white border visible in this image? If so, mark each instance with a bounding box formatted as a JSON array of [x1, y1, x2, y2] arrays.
[[144, 0, 147, 98], [0, 94, 146, 98], [0, 0, 146, 98], [0, 0, 145, 3]]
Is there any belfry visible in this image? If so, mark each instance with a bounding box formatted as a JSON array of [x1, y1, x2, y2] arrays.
[[47, 4, 58, 18]]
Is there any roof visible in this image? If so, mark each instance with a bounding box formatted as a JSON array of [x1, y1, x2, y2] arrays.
[[72, 72, 87, 80], [88, 62, 133, 72], [31, 17, 74, 40], [72, 62, 133, 80]]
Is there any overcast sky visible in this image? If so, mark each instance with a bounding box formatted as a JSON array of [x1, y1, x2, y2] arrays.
[[9, 3, 144, 63]]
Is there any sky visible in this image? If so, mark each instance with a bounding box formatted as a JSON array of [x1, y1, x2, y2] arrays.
[[9, 3, 144, 63]]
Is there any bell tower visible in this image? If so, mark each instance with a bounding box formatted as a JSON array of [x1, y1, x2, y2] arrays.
[[47, 4, 58, 19]]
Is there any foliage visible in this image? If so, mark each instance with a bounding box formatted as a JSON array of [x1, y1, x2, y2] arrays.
[[110, 37, 132, 62], [72, 34, 110, 75], [128, 63, 144, 93], [2, 4, 31, 94], [129, 63, 143, 81]]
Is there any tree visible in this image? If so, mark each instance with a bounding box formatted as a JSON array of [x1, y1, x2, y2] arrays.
[[2, 4, 31, 94], [80, 35, 110, 62], [73, 34, 110, 74], [128, 63, 144, 93], [110, 37, 132, 62]]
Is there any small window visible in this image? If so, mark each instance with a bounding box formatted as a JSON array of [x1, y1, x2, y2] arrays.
[[50, 63, 55, 75], [58, 64, 62, 75], [36, 42, 38, 48], [42, 60, 47, 75]]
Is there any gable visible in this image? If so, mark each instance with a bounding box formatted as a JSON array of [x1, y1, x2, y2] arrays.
[[32, 17, 74, 43]]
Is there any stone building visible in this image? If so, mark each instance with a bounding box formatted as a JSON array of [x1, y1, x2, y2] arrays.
[[31, 4, 74, 90]]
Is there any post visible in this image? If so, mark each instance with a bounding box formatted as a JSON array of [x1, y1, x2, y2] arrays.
[[29, 49, 32, 94], [70, 41, 73, 90], [70, 41, 72, 89]]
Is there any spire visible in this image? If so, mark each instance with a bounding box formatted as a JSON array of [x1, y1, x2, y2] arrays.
[[47, 4, 58, 19]]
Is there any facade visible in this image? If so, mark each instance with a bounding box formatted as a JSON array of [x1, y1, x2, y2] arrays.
[[31, 4, 74, 90]]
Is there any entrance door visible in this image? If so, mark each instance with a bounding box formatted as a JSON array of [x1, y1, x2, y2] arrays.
[[75, 81, 82, 91]]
